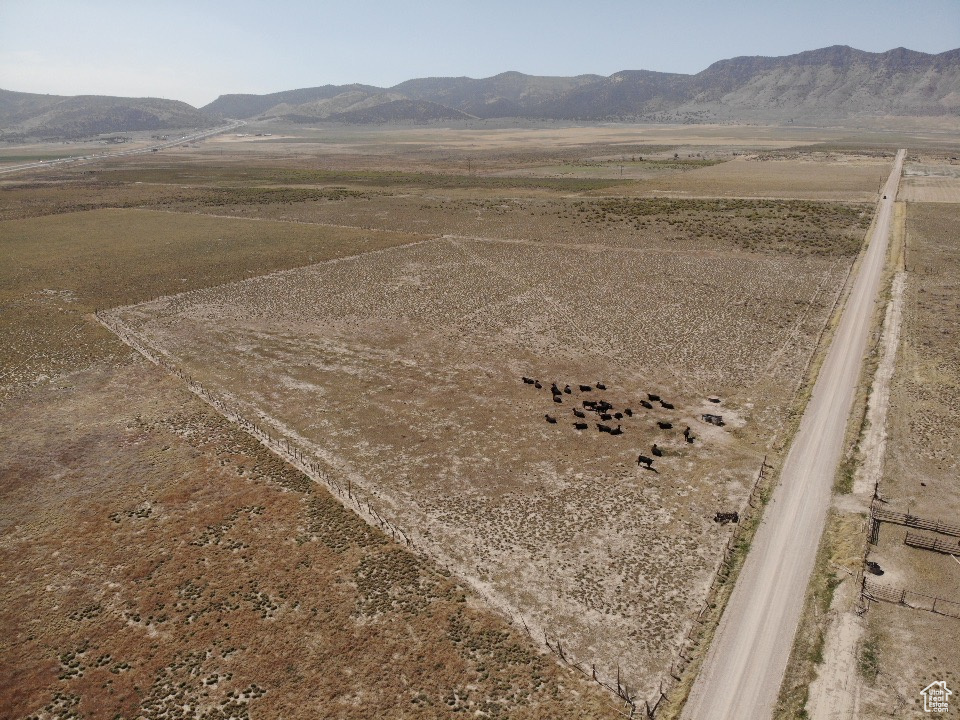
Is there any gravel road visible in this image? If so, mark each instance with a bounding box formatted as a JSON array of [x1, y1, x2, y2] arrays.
[[681, 149, 905, 720]]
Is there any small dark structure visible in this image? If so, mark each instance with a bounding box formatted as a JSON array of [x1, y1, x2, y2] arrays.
[[637, 455, 654, 469], [651, 444, 663, 457], [866, 561, 884, 576], [657, 421, 673, 430], [708, 397, 721, 404], [702, 414, 725, 426], [714, 511, 739, 525], [683, 426, 695, 443], [545, 414, 557, 424], [573, 422, 588, 430], [579, 384, 592, 392]]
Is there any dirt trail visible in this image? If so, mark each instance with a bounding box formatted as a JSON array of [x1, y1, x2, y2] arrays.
[[681, 150, 905, 720], [852, 271, 906, 499]]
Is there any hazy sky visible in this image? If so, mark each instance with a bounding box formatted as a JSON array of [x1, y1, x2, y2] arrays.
[[1, 0, 957, 107]]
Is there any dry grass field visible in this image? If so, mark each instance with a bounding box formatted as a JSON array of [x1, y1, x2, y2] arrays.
[[0, 205, 623, 719], [1, 122, 932, 718], [106, 198, 859, 700], [1, 362, 622, 720], [900, 160, 960, 203], [0, 209, 420, 399], [858, 200, 960, 718]]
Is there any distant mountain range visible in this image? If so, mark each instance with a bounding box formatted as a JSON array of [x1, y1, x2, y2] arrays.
[[2, 46, 958, 139], [0, 89, 211, 141]]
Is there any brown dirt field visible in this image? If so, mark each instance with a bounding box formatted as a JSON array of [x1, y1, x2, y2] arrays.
[[900, 162, 960, 203], [633, 155, 890, 201], [0, 359, 623, 720], [3, 126, 930, 718], [0, 204, 625, 719], [148, 192, 872, 258], [107, 225, 851, 700], [0, 209, 422, 399], [860, 201, 960, 718]]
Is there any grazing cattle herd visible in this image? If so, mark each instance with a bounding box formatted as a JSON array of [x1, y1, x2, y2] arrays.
[[523, 375, 728, 482], [523, 376, 738, 520]]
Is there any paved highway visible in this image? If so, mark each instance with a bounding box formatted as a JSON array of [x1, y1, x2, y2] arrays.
[[0, 120, 244, 176], [681, 150, 906, 720]]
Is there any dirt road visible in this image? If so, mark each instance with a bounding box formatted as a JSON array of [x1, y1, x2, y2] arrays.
[[681, 150, 905, 720]]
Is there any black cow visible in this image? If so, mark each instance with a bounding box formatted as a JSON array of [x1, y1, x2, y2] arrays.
[[624, 408, 633, 417], [597, 423, 612, 434], [583, 400, 597, 408], [522, 376, 535, 384], [708, 397, 721, 404], [600, 413, 612, 421], [714, 511, 739, 525], [551, 384, 561, 395], [534, 381, 542, 389], [657, 421, 673, 430], [545, 414, 557, 424], [596, 382, 607, 390], [651, 444, 663, 457], [553, 395, 563, 404], [613, 412, 623, 420], [564, 385, 572, 394], [640, 400, 653, 409], [637, 455, 654, 469], [597, 401, 612, 412], [610, 425, 623, 435], [702, 414, 724, 426], [579, 384, 593, 392], [660, 401, 675, 410], [648, 393, 661, 402], [573, 409, 586, 418], [573, 422, 588, 430]]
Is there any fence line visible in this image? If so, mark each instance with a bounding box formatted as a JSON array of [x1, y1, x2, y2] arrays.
[[96, 308, 653, 716], [861, 576, 960, 620], [659, 455, 774, 713], [870, 501, 960, 542], [904, 531, 960, 556]]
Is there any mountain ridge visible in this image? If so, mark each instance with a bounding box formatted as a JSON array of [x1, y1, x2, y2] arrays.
[[201, 45, 960, 124], [0, 89, 212, 140], [3, 45, 958, 138]]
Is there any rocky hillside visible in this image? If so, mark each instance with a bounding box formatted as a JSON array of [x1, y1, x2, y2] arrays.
[[202, 45, 960, 124], [4, 45, 957, 135]]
